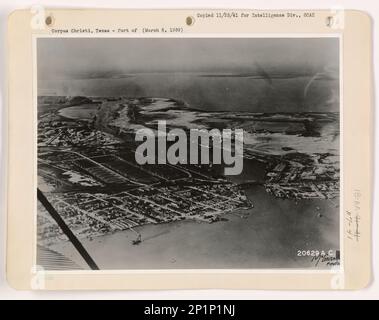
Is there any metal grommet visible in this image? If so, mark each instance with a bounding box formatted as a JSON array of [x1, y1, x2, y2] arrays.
[[45, 15, 53, 27], [186, 16, 195, 26]]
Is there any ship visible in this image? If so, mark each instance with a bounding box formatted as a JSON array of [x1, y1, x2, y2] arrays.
[[132, 234, 142, 245]]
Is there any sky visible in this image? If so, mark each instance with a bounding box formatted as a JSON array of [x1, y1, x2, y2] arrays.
[[37, 37, 339, 80], [37, 38, 340, 112]]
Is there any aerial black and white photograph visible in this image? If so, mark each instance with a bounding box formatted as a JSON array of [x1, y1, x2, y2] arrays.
[[36, 37, 340, 270]]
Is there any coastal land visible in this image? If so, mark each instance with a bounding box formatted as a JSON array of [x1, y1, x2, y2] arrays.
[[37, 95, 340, 269]]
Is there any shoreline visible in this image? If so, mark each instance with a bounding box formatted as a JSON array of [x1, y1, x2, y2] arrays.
[[48, 186, 339, 270]]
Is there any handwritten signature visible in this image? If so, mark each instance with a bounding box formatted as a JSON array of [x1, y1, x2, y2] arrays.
[[311, 254, 340, 267], [345, 189, 362, 242]]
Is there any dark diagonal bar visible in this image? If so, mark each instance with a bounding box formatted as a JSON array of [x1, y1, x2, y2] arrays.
[[37, 188, 100, 270]]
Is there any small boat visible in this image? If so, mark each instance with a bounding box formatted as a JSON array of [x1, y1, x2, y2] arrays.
[[132, 234, 142, 245]]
